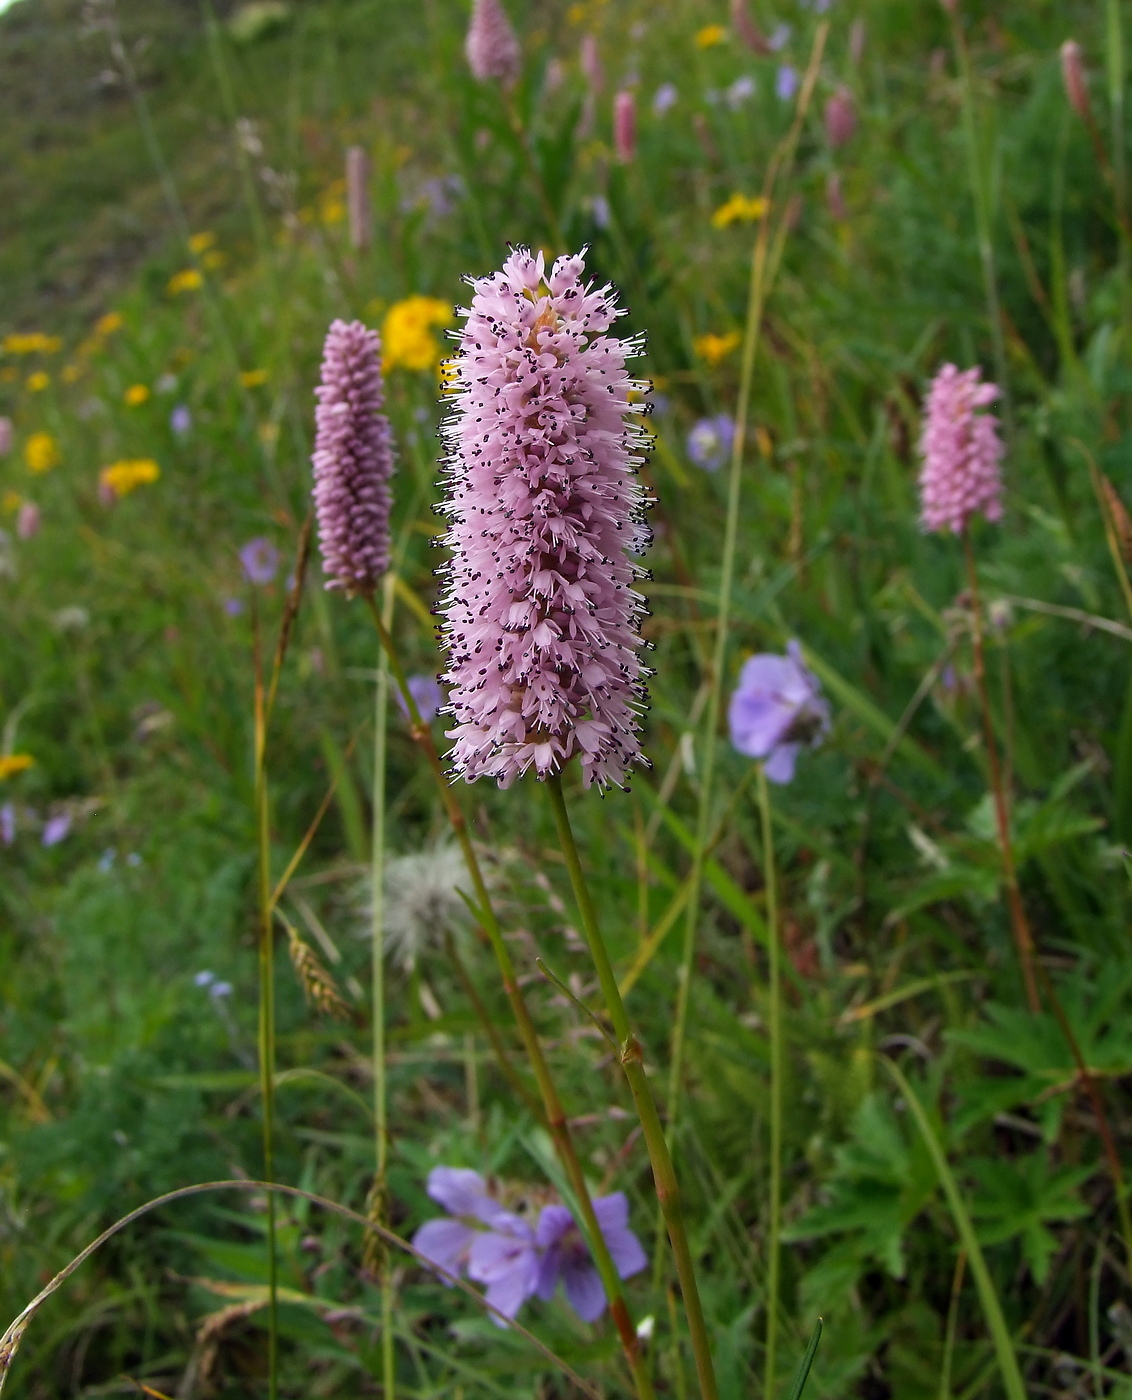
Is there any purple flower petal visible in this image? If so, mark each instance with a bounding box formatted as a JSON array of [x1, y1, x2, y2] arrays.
[[593, 1193, 647, 1278], [426, 1166, 490, 1217], [42, 813, 71, 847], [240, 537, 279, 585], [763, 741, 801, 784], [468, 1219, 538, 1322], [728, 642, 830, 782], [562, 1257, 607, 1322], [413, 1218, 476, 1282]]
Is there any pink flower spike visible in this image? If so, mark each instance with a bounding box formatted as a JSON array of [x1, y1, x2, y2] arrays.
[[466, 0, 522, 86], [311, 319, 394, 595], [613, 90, 636, 163], [917, 363, 1005, 536], [437, 247, 653, 792], [824, 86, 856, 148]]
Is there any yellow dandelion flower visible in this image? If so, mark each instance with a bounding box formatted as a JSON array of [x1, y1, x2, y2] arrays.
[[711, 193, 769, 229], [168, 268, 204, 295], [696, 23, 727, 47], [3, 333, 62, 355], [382, 295, 453, 373], [321, 199, 346, 225], [26, 371, 50, 392], [693, 330, 742, 365], [124, 383, 150, 406], [0, 754, 35, 780], [188, 231, 216, 254], [96, 312, 124, 337], [240, 368, 269, 388], [25, 432, 59, 474], [99, 459, 161, 498]]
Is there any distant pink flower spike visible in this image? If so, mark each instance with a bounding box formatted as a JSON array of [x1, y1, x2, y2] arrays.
[[580, 33, 603, 94], [613, 90, 636, 163], [1060, 40, 1090, 122], [437, 247, 652, 791], [466, 0, 522, 86], [312, 319, 394, 594], [918, 363, 1005, 535], [824, 86, 856, 148]]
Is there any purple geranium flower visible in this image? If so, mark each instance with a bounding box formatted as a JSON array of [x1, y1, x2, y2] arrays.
[[240, 537, 279, 586], [728, 640, 830, 783], [397, 673, 444, 723], [42, 813, 72, 847], [535, 1193, 647, 1322], [687, 415, 735, 472], [653, 82, 678, 116], [170, 405, 192, 435], [776, 64, 799, 101]]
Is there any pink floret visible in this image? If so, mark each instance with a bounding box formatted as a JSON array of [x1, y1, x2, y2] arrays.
[[918, 362, 1005, 536]]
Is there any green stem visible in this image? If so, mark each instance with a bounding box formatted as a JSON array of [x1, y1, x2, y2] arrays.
[[546, 774, 718, 1400], [756, 766, 782, 1400], [1107, 0, 1129, 329], [253, 631, 278, 1400], [371, 577, 395, 1400], [949, 11, 1012, 431], [362, 599, 654, 1400]]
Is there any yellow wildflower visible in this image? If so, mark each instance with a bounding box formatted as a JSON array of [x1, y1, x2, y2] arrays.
[[25, 432, 60, 474], [696, 23, 727, 47], [566, 2, 586, 22], [26, 371, 50, 392], [95, 312, 123, 337], [0, 754, 34, 780], [382, 296, 453, 373], [240, 368, 269, 388], [124, 384, 150, 406], [2, 491, 21, 514], [188, 231, 216, 253], [693, 331, 742, 365], [3, 332, 62, 355], [168, 268, 204, 295], [99, 459, 161, 498], [711, 193, 769, 229]]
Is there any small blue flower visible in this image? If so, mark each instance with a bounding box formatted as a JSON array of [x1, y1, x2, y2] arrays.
[[170, 405, 192, 435], [686, 415, 735, 472], [776, 64, 799, 101], [240, 537, 279, 586], [652, 82, 678, 115]]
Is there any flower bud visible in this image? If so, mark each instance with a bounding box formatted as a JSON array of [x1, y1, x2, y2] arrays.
[[1060, 40, 1090, 121], [346, 145, 372, 251], [730, 0, 771, 55], [466, 0, 521, 86], [824, 86, 856, 148], [613, 90, 636, 162]]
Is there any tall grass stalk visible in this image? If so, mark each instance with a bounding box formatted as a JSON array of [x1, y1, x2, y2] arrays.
[[370, 575, 395, 1400], [947, 9, 1011, 428], [361, 601, 655, 1400], [252, 610, 279, 1400], [546, 773, 718, 1400], [1106, 0, 1129, 323], [756, 765, 782, 1400], [663, 11, 827, 1269]]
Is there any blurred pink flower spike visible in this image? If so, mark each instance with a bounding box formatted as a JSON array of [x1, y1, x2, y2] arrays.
[[614, 90, 636, 162], [824, 86, 856, 148], [918, 363, 1005, 535], [437, 246, 652, 792], [17, 502, 40, 539], [312, 319, 393, 595], [0, 417, 12, 456], [728, 641, 831, 783], [466, 0, 521, 86], [1060, 40, 1090, 121]]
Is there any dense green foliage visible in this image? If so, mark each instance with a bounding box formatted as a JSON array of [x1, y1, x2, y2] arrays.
[[1, 0, 1131, 1396]]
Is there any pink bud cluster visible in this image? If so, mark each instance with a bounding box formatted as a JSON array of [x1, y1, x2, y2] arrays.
[[311, 320, 394, 594], [466, 0, 521, 86], [437, 248, 652, 791], [918, 363, 1005, 535]]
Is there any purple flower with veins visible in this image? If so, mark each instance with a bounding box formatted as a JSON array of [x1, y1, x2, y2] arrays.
[[728, 641, 830, 783], [437, 247, 652, 792], [312, 320, 394, 595], [687, 415, 734, 472], [918, 363, 1004, 535], [240, 538, 279, 585], [535, 1193, 647, 1321], [397, 673, 444, 723]]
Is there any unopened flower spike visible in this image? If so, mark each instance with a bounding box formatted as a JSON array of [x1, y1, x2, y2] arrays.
[[466, 0, 522, 86], [918, 363, 1004, 536], [312, 319, 395, 595], [437, 246, 653, 792]]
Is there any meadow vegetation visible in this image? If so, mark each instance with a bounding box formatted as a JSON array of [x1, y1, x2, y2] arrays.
[[1, 0, 1131, 1396]]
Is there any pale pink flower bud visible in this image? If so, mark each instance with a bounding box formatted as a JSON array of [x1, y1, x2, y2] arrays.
[[466, 0, 521, 86], [613, 90, 636, 162], [0, 417, 12, 456], [730, 0, 771, 55], [580, 33, 603, 94], [346, 145, 372, 251], [849, 19, 866, 65], [918, 364, 1005, 535], [16, 502, 40, 539], [826, 172, 847, 222], [438, 248, 652, 791], [312, 320, 394, 594], [1060, 40, 1090, 122], [824, 86, 856, 148]]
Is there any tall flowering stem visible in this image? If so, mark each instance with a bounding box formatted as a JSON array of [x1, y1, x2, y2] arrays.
[[665, 17, 828, 1227], [547, 775, 718, 1400], [755, 765, 782, 1399], [363, 600, 656, 1400]]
